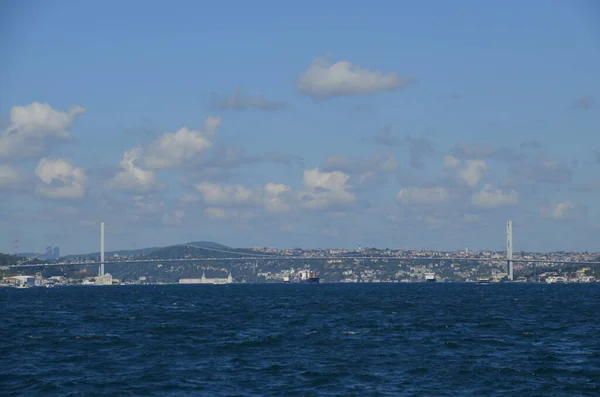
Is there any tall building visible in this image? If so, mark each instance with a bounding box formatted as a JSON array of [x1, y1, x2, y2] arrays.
[[53, 246, 60, 260], [45, 245, 53, 260]]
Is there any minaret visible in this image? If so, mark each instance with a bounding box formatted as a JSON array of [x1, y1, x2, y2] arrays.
[[506, 220, 513, 281]]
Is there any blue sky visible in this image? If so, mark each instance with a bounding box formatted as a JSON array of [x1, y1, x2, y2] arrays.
[[1, 0, 599, 254]]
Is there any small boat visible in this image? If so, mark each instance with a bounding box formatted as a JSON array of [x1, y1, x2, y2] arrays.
[[424, 273, 436, 282], [477, 277, 491, 284]]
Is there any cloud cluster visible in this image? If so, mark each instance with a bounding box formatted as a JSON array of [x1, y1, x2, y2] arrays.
[[108, 148, 164, 194], [35, 158, 87, 200], [321, 152, 398, 186], [108, 117, 222, 193], [444, 155, 488, 187], [0, 48, 592, 251], [471, 184, 518, 209], [300, 168, 356, 210], [397, 187, 453, 205], [540, 201, 581, 220], [183, 167, 357, 218], [0, 103, 89, 202], [297, 55, 414, 98], [0, 102, 85, 160]]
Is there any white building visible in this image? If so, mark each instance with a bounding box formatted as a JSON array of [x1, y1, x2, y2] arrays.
[[95, 273, 113, 285], [179, 271, 232, 284]]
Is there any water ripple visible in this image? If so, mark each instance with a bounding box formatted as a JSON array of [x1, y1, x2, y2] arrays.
[[0, 283, 599, 396]]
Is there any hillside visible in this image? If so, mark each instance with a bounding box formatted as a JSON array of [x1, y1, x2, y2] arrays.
[[184, 241, 231, 250], [0, 253, 44, 266], [63, 241, 237, 260], [63, 246, 163, 259], [140, 243, 276, 260]]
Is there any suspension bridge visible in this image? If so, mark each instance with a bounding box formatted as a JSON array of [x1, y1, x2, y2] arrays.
[[6, 221, 600, 280]]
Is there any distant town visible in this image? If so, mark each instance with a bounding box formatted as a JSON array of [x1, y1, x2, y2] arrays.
[[1, 243, 598, 288]]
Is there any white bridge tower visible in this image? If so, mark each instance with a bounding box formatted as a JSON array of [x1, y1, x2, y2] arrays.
[[100, 221, 105, 277], [506, 220, 513, 281]]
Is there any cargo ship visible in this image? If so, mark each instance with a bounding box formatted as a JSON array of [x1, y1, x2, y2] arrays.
[[424, 272, 436, 282], [292, 269, 320, 284]]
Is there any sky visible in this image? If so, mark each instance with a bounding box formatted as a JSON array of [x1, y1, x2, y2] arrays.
[[1, 0, 599, 255]]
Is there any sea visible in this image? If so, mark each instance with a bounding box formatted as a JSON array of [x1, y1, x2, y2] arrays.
[[0, 283, 599, 396]]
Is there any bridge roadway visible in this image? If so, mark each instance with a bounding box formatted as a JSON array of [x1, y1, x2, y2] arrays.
[[8, 256, 600, 268]]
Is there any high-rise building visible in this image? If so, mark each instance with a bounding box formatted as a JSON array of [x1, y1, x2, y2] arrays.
[[53, 246, 60, 260], [45, 245, 53, 260]]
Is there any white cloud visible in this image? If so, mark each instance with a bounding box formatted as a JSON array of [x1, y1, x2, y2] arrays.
[[108, 116, 221, 192], [34, 158, 86, 200], [205, 207, 254, 221], [195, 181, 293, 214], [322, 153, 399, 186], [0, 102, 85, 160], [143, 126, 213, 169], [263, 183, 293, 213], [459, 160, 487, 186], [300, 168, 356, 210], [192, 169, 355, 215], [108, 148, 164, 193], [0, 165, 19, 187], [196, 182, 257, 206], [297, 55, 413, 98], [471, 184, 518, 209], [303, 168, 349, 191], [397, 187, 452, 205], [204, 116, 222, 137], [445, 156, 487, 186], [541, 201, 577, 220]]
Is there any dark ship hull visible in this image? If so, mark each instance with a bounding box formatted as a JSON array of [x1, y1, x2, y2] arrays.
[[300, 277, 320, 284], [291, 270, 320, 284], [290, 277, 320, 284]]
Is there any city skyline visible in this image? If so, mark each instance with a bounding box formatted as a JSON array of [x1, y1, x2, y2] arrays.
[[1, 0, 600, 254]]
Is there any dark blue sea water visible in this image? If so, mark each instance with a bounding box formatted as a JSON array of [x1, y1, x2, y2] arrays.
[[1, 284, 599, 396]]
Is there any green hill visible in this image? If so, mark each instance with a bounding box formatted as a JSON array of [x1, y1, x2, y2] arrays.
[[184, 241, 231, 250], [0, 253, 44, 266], [140, 243, 277, 260], [62, 241, 251, 260]]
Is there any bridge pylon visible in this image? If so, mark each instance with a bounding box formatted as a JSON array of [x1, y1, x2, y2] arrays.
[[100, 222, 105, 277], [506, 220, 513, 281]]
